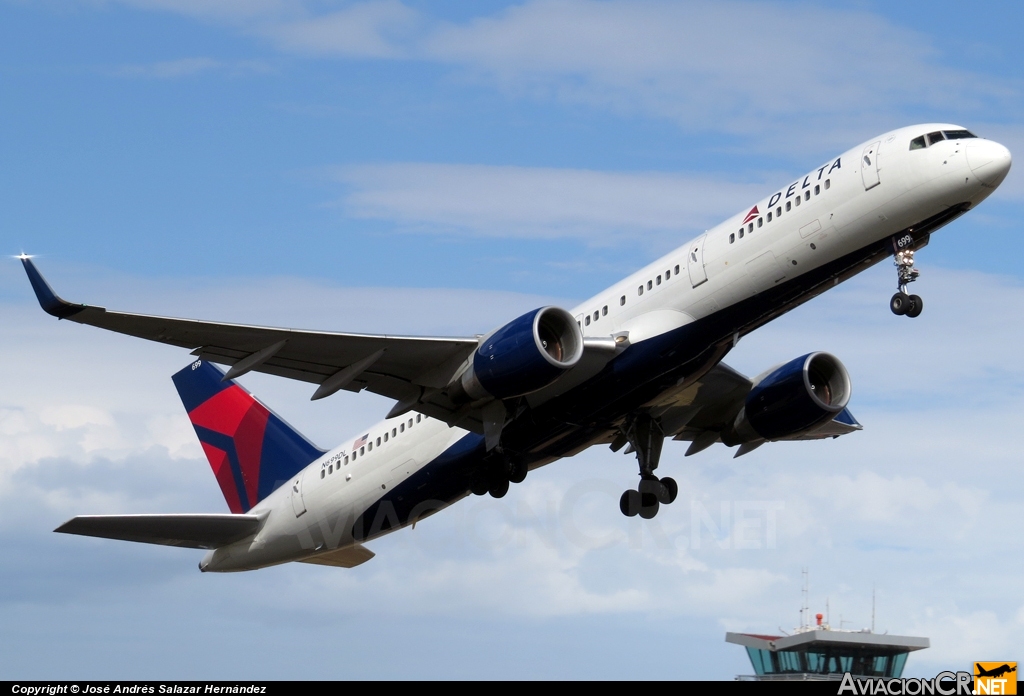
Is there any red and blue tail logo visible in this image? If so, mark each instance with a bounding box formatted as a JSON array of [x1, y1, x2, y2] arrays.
[[172, 360, 324, 513]]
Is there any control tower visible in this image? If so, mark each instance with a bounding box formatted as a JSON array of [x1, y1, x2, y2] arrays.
[[727, 574, 929, 680]]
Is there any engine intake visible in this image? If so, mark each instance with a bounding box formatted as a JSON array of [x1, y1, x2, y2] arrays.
[[733, 352, 851, 442], [450, 306, 584, 402]]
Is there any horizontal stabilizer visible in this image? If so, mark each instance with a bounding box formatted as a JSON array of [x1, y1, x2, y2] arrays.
[[298, 544, 375, 568], [55, 513, 261, 550]]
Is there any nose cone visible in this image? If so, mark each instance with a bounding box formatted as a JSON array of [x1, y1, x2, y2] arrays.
[[966, 139, 1012, 188]]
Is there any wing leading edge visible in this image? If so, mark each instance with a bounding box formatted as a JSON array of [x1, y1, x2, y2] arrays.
[[20, 257, 484, 424]]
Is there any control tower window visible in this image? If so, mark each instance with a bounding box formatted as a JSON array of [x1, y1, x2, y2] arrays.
[[909, 136, 926, 150]]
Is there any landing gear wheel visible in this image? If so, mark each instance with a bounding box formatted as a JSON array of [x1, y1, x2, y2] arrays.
[[508, 458, 528, 484], [660, 477, 678, 504], [470, 478, 489, 496], [638, 497, 660, 519], [620, 489, 641, 517], [639, 476, 668, 503], [890, 292, 910, 316], [906, 294, 924, 318], [488, 477, 509, 499]]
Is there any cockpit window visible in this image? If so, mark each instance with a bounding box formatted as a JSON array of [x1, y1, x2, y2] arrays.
[[926, 131, 945, 146], [909, 136, 926, 150], [943, 130, 976, 140]]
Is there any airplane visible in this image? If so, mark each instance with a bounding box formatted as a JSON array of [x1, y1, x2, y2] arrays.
[[975, 664, 1016, 679], [20, 123, 1011, 572]]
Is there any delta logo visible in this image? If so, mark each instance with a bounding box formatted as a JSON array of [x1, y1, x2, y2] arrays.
[[974, 662, 1017, 695], [742, 206, 759, 225]]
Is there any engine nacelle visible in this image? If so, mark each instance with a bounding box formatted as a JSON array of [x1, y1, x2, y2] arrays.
[[450, 306, 584, 402], [732, 352, 851, 442]]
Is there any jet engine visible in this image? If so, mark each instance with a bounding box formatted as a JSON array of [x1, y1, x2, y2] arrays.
[[731, 352, 851, 442], [449, 306, 584, 402]]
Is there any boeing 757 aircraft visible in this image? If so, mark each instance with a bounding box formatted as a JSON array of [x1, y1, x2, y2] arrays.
[[21, 123, 1011, 571]]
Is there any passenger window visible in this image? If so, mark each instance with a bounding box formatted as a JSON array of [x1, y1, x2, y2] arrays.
[[824, 179, 830, 190], [757, 217, 763, 228], [767, 212, 772, 222], [392, 428, 397, 437], [408, 418, 413, 428], [620, 295, 626, 305], [360, 446, 365, 455], [786, 201, 791, 211], [585, 315, 590, 326], [321, 469, 325, 479], [376, 437, 381, 446], [384, 433, 388, 442], [593, 311, 599, 321], [747, 223, 753, 233], [417, 414, 421, 423], [926, 131, 945, 146], [730, 233, 735, 243], [647, 280, 653, 290], [665, 269, 671, 279], [674, 264, 680, 274], [804, 191, 810, 201], [814, 185, 820, 195], [400, 424, 404, 432], [329, 464, 333, 474], [344, 456, 349, 465], [794, 196, 800, 206], [776, 207, 782, 217], [910, 135, 926, 150], [638, 286, 643, 296], [602, 306, 608, 316], [656, 275, 661, 285], [368, 442, 372, 451]]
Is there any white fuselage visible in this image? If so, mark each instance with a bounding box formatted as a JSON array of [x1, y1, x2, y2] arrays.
[[202, 123, 1011, 571]]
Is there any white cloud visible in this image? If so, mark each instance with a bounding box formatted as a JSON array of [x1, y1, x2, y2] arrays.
[[267, 1, 419, 58], [110, 57, 273, 79], [335, 162, 767, 242], [89, 0, 1021, 148]]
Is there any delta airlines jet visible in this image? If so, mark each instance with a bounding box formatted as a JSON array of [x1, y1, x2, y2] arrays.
[[21, 123, 1011, 572]]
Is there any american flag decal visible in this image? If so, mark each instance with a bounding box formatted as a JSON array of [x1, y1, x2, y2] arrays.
[[353, 434, 368, 449]]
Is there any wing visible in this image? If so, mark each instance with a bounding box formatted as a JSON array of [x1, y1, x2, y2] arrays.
[[55, 514, 261, 549], [22, 257, 483, 426], [648, 362, 862, 456]]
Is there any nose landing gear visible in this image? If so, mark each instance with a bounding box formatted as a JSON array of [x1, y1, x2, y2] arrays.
[[890, 238, 924, 318], [616, 414, 678, 518]]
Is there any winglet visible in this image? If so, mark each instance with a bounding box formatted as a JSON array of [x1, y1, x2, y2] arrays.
[[19, 256, 87, 319]]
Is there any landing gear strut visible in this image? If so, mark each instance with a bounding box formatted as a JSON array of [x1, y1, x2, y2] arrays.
[[616, 414, 678, 518], [890, 243, 923, 318]]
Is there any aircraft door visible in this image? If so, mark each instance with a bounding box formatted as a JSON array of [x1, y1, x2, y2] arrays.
[[290, 472, 307, 517], [861, 141, 881, 190], [687, 234, 708, 288]]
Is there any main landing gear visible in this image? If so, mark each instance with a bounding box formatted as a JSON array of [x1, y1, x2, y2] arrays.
[[470, 453, 528, 499], [616, 414, 678, 519], [890, 245, 923, 318]]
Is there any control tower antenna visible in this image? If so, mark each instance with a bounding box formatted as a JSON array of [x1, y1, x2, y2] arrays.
[[800, 568, 810, 630], [872, 586, 876, 634]]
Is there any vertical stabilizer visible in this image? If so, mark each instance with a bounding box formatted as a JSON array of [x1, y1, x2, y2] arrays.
[[172, 360, 324, 513]]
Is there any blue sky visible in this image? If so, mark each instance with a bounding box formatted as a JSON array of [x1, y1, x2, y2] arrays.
[[2, 0, 1023, 680]]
